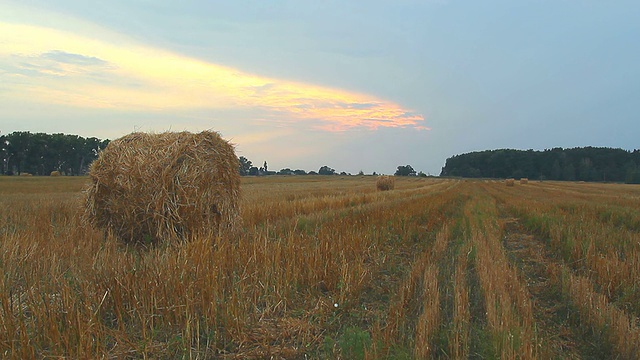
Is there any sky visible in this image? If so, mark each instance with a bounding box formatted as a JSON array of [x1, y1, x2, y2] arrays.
[[1, 1, 639, 175]]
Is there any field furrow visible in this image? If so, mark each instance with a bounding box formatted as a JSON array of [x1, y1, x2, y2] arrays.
[[501, 215, 590, 359]]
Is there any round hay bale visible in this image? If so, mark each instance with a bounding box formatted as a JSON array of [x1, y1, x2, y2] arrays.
[[505, 178, 515, 187], [83, 131, 240, 244], [520, 178, 528, 184], [20, 172, 33, 176], [50, 170, 61, 177], [376, 175, 395, 191]]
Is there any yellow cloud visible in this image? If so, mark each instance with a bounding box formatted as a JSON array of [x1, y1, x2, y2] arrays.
[[0, 21, 426, 131]]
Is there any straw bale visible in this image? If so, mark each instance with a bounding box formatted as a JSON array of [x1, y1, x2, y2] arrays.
[[505, 178, 515, 187], [520, 178, 529, 184], [20, 173, 33, 176], [84, 131, 240, 244], [50, 170, 61, 177], [376, 175, 395, 191]]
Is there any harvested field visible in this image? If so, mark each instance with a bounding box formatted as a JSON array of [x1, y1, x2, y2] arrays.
[[1, 175, 639, 358]]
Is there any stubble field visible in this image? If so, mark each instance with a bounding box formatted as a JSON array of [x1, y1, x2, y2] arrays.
[[1, 175, 639, 359]]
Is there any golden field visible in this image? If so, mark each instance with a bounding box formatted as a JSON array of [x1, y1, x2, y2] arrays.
[[1, 175, 639, 359]]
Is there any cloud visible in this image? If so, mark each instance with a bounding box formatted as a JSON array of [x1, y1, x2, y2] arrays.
[[41, 50, 108, 66], [0, 20, 426, 132], [5, 50, 113, 82]]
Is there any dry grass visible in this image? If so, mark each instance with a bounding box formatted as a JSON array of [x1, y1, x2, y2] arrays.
[[83, 131, 240, 244], [555, 265, 640, 359], [1, 176, 639, 358]]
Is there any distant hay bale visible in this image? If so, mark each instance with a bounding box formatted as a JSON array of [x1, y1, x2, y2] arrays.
[[20, 172, 33, 176], [376, 175, 395, 191], [50, 170, 61, 177], [505, 178, 515, 187], [520, 178, 529, 184], [83, 131, 241, 244]]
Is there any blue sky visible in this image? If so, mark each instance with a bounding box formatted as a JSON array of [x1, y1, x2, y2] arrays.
[[1, 1, 638, 174]]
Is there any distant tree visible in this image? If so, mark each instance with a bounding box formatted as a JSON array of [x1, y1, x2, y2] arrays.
[[278, 168, 294, 175], [263, 161, 268, 173], [248, 166, 259, 176], [512, 169, 524, 180], [562, 164, 576, 181], [626, 170, 640, 184], [358, 170, 364, 176], [550, 160, 562, 180], [238, 156, 252, 176], [1, 134, 9, 174], [1, 131, 109, 175], [293, 169, 307, 175], [578, 157, 598, 181], [318, 166, 335, 175], [308, 171, 318, 175], [418, 171, 427, 177], [395, 165, 417, 176]]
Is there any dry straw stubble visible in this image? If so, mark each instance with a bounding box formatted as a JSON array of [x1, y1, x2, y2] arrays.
[[83, 131, 240, 244]]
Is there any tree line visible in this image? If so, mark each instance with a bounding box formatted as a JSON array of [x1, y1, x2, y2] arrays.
[[1, 132, 110, 176], [440, 147, 640, 183], [239, 156, 428, 177], [239, 158, 352, 176], [1, 131, 427, 178]]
